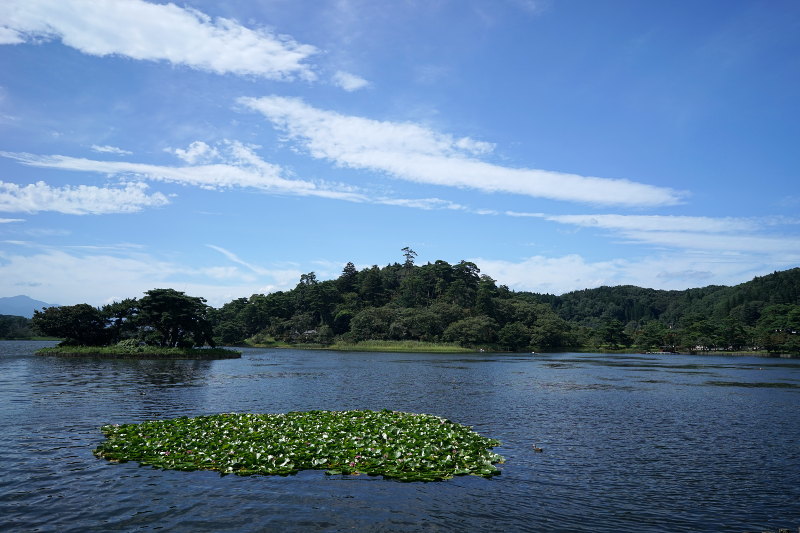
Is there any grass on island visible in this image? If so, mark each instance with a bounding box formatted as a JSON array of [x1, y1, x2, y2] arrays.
[[327, 340, 474, 353], [94, 410, 504, 482], [247, 337, 474, 353], [36, 345, 241, 359]]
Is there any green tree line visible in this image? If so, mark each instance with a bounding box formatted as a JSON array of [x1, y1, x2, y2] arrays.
[[0, 314, 35, 339], [209, 253, 800, 354], [16, 252, 800, 354]]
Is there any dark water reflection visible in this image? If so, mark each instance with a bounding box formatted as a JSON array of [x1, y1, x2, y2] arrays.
[[1, 341, 798, 532]]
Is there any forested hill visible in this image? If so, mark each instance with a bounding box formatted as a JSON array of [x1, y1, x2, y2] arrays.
[[547, 268, 800, 326], [210, 254, 800, 354]]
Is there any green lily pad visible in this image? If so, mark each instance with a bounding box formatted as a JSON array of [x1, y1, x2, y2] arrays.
[[94, 410, 504, 482]]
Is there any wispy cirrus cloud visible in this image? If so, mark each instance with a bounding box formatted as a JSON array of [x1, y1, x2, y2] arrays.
[[506, 211, 800, 257], [238, 95, 685, 207], [615, 230, 800, 255], [0, 180, 168, 214], [1, 142, 466, 211], [91, 144, 132, 156], [532, 213, 760, 233], [206, 244, 274, 276], [0, 0, 317, 81], [2, 143, 339, 196]]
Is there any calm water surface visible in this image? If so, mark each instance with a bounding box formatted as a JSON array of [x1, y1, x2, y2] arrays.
[[1, 341, 798, 532]]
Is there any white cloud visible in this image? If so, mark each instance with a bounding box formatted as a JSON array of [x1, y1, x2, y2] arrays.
[[538, 213, 759, 233], [1, 218, 24, 223], [615, 230, 800, 255], [477, 254, 624, 294], [0, 26, 24, 44], [170, 141, 220, 165], [475, 252, 797, 295], [0, 245, 302, 307], [2, 144, 327, 194], [206, 244, 274, 276], [24, 228, 70, 237], [91, 144, 132, 155], [0, 248, 180, 305], [377, 197, 465, 210], [0, 0, 317, 80], [453, 136, 495, 156], [332, 70, 370, 91], [513, 212, 800, 255], [238, 96, 684, 207], [489, 203, 800, 290], [504, 211, 800, 261], [0, 181, 169, 214], [1, 143, 470, 211]]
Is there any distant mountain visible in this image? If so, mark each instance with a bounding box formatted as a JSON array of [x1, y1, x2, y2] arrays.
[[0, 295, 56, 318]]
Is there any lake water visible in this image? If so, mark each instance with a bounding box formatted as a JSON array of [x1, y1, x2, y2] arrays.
[[1, 341, 798, 532]]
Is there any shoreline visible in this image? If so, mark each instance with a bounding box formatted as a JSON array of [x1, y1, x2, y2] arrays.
[[245, 340, 473, 354], [241, 340, 798, 358]]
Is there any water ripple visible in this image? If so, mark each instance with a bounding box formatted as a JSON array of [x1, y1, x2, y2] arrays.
[[1, 343, 799, 532]]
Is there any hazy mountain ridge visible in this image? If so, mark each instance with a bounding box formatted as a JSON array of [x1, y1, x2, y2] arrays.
[[0, 295, 56, 318]]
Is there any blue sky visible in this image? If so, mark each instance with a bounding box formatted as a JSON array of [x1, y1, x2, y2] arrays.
[[1, 0, 799, 307]]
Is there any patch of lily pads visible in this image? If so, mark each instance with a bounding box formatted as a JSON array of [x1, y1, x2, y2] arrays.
[[94, 410, 504, 482]]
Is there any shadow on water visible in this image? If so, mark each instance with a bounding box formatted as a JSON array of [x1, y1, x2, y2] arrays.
[[36, 355, 216, 387]]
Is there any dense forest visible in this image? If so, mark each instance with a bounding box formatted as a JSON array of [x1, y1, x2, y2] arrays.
[[0, 314, 35, 339], [210, 251, 800, 354], [11, 250, 800, 354]]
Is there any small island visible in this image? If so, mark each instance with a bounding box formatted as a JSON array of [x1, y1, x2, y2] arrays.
[[94, 409, 504, 482], [32, 288, 240, 359], [36, 344, 240, 359]]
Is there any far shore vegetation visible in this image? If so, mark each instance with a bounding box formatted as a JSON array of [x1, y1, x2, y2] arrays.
[[243, 337, 788, 356], [215, 252, 799, 357], [6, 250, 799, 356], [0, 314, 40, 340], [248, 338, 473, 353]]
